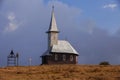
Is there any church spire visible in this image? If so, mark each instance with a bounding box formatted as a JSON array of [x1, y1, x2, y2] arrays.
[[47, 6, 59, 33], [47, 6, 59, 48]]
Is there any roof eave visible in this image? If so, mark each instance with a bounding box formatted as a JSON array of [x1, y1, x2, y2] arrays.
[[50, 51, 79, 55]]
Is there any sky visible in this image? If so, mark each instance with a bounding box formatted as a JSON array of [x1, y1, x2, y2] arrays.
[[0, 0, 120, 66]]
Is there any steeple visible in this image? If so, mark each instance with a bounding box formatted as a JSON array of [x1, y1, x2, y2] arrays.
[[47, 6, 59, 33], [47, 6, 59, 48]]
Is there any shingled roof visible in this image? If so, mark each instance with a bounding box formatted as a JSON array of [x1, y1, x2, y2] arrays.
[[42, 40, 78, 56], [51, 40, 78, 55]]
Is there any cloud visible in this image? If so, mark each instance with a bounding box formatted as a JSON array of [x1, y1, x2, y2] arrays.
[[8, 12, 15, 21], [70, 23, 120, 64], [3, 12, 20, 33], [79, 20, 96, 35], [0, 0, 81, 66], [65, 19, 120, 64], [103, 3, 118, 10], [0, 0, 120, 66]]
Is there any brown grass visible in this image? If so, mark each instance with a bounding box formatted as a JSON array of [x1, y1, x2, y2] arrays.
[[0, 65, 120, 80]]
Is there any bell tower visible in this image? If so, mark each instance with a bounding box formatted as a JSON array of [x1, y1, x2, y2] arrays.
[[46, 6, 59, 49]]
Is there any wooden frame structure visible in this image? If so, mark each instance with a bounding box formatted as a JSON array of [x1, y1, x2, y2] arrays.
[[7, 50, 19, 66]]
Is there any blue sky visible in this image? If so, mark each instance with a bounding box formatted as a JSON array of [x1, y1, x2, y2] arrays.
[[44, 0, 120, 34], [0, 0, 120, 66]]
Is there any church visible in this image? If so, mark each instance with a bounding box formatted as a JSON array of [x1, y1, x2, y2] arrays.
[[41, 7, 79, 64]]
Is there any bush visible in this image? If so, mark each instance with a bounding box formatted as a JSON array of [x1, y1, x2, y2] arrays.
[[99, 61, 110, 65]]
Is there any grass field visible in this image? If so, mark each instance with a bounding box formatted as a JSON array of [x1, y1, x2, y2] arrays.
[[0, 65, 120, 80]]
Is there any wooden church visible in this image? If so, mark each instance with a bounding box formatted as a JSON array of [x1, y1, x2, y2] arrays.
[[41, 7, 79, 64]]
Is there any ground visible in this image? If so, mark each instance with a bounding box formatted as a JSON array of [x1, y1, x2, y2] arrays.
[[0, 65, 120, 80]]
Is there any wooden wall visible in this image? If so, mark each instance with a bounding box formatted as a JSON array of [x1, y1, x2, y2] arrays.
[[41, 53, 78, 64]]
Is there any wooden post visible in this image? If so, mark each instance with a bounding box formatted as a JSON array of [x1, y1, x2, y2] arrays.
[[16, 53, 19, 66], [29, 57, 32, 66]]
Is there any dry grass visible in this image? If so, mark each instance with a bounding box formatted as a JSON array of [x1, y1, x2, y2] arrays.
[[0, 65, 120, 80]]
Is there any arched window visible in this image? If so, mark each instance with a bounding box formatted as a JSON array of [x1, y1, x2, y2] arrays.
[[55, 54, 58, 61], [63, 55, 66, 61], [70, 55, 73, 61]]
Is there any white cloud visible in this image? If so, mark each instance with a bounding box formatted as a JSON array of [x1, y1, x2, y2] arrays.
[[80, 20, 96, 35], [4, 22, 18, 32], [4, 12, 20, 33], [103, 3, 117, 10], [8, 12, 15, 21]]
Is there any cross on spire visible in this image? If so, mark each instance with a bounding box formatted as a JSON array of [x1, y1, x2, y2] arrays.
[[52, 5, 54, 11]]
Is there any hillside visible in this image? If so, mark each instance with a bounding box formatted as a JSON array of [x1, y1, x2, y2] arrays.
[[0, 65, 120, 80]]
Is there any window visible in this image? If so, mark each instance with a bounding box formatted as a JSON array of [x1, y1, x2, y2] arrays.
[[55, 54, 58, 61], [76, 56, 78, 62], [63, 55, 66, 61], [70, 55, 73, 61]]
